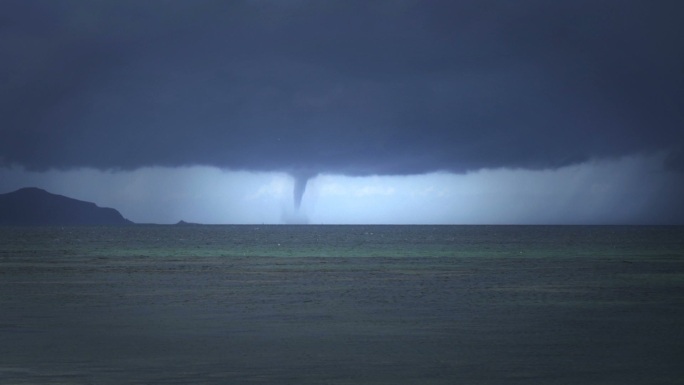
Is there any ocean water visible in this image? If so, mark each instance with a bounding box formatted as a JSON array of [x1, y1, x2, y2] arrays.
[[1, 225, 683, 384]]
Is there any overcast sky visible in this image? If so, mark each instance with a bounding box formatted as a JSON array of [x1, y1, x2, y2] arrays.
[[1, 0, 683, 224]]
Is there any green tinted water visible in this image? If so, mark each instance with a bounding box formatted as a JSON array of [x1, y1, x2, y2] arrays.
[[1, 225, 683, 384], [2, 225, 683, 259]]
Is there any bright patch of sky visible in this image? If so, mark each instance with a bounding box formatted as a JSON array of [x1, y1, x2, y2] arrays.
[[1, 153, 681, 224]]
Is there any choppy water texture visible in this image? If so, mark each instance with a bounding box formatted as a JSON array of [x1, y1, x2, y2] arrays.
[[1, 225, 683, 384]]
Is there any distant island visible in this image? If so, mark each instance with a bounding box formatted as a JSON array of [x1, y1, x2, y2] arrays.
[[175, 220, 201, 226], [0, 187, 133, 226]]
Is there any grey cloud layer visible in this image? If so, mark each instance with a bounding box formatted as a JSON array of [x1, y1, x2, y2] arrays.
[[2, 0, 683, 174]]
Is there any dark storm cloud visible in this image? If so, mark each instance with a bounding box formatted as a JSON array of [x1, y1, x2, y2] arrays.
[[1, 0, 683, 175]]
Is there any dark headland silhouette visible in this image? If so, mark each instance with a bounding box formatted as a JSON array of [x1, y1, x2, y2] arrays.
[[0, 187, 133, 225]]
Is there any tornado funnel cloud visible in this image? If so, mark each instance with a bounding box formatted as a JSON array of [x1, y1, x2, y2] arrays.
[[293, 173, 312, 211]]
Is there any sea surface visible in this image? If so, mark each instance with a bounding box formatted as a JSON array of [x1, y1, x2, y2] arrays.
[[1, 225, 683, 384]]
